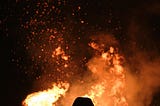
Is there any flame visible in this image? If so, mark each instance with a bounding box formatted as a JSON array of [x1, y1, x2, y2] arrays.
[[22, 82, 69, 106], [23, 42, 128, 106], [83, 44, 128, 106]]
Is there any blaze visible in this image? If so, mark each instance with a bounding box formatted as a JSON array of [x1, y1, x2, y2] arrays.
[[83, 45, 128, 106], [22, 82, 69, 106], [23, 42, 128, 106]]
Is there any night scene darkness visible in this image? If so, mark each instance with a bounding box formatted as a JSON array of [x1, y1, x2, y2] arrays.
[[2, 0, 160, 106]]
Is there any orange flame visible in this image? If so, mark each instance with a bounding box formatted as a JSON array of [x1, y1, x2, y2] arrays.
[[83, 45, 128, 106]]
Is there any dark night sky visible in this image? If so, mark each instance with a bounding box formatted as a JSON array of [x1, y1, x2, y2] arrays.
[[1, 0, 160, 106]]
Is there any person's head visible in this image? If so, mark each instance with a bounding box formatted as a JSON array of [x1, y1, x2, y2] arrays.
[[72, 97, 94, 106]]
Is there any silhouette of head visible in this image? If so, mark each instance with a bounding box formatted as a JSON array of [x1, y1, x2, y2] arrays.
[[72, 97, 94, 106]]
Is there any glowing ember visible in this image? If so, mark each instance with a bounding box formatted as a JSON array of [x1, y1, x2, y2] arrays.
[[22, 82, 69, 106], [88, 42, 100, 51], [52, 46, 70, 61]]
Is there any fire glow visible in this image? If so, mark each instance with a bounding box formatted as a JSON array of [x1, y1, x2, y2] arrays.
[[22, 44, 128, 106]]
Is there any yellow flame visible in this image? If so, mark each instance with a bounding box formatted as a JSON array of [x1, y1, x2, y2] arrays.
[[22, 82, 69, 106]]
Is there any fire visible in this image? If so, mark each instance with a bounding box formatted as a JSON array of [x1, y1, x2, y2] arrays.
[[23, 41, 128, 106], [83, 44, 128, 106], [22, 82, 69, 106]]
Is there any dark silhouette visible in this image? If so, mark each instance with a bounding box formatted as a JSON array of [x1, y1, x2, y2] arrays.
[[72, 97, 94, 106]]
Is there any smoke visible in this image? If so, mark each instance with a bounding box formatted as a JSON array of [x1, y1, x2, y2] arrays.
[[125, 54, 160, 106], [124, 2, 160, 106]]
